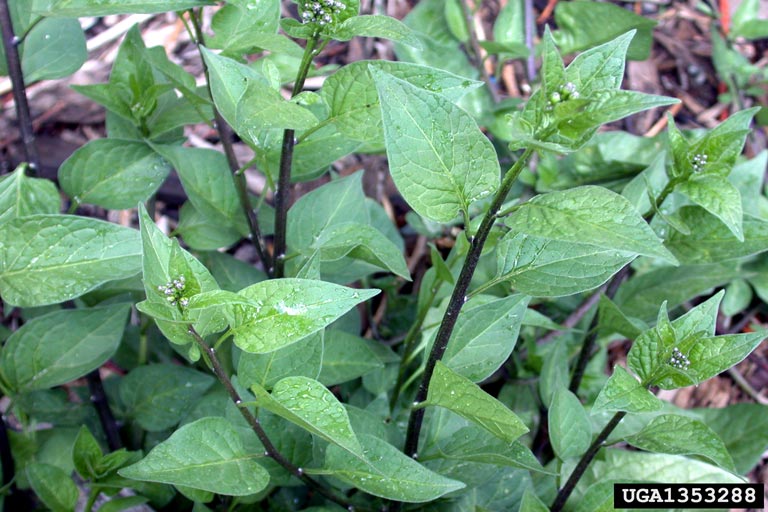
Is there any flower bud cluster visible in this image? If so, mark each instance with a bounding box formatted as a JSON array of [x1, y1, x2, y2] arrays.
[[668, 347, 690, 370], [545, 82, 580, 110], [691, 153, 708, 172], [300, 0, 346, 26], [157, 275, 189, 308]]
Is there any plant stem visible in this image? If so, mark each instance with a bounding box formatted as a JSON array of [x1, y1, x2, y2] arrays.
[[0, 0, 40, 173], [568, 264, 631, 394], [273, 35, 319, 278], [187, 326, 352, 509], [401, 148, 533, 459], [87, 370, 122, 452], [187, 9, 273, 275], [459, 0, 498, 103], [550, 411, 626, 512]]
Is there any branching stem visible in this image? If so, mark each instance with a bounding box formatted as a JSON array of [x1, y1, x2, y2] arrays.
[[0, 0, 40, 173], [401, 148, 533, 460], [187, 9, 273, 275], [273, 35, 320, 278], [550, 411, 627, 512], [187, 326, 353, 510]]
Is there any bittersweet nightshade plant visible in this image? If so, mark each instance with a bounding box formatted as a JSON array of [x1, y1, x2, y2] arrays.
[[0, 0, 767, 511]]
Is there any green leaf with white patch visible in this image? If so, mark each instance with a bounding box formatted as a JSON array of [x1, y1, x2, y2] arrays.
[[120, 364, 214, 431], [0, 215, 141, 307], [676, 175, 744, 241], [624, 414, 734, 470], [59, 139, 170, 209], [119, 417, 268, 496], [549, 388, 592, 460], [441, 294, 529, 382], [591, 365, 663, 414], [420, 361, 528, 443], [187, 280, 378, 353], [251, 376, 362, 456], [321, 433, 465, 502], [505, 186, 676, 262], [0, 166, 59, 222], [0, 304, 129, 393], [495, 232, 635, 297], [371, 67, 499, 223]]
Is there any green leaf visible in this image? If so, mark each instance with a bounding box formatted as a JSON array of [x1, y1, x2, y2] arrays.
[[0, 304, 128, 393], [677, 175, 744, 241], [59, 139, 170, 209], [120, 364, 215, 431], [188, 280, 378, 353], [591, 366, 663, 414], [40, 0, 215, 16], [615, 263, 741, 320], [549, 388, 592, 460], [697, 403, 768, 474], [371, 67, 499, 223], [287, 171, 369, 250], [665, 207, 768, 263], [553, 1, 656, 60], [26, 462, 78, 512], [329, 15, 422, 48], [318, 330, 384, 386], [624, 414, 734, 470], [495, 233, 635, 297], [318, 60, 481, 149], [519, 488, 550, 512], [0, 215, 141, 307], [200, 46, 267, 128], [314, 223, 410, 280], [96, 496, 149, 512], [430, 425, 548, 473], [175, 202, 241, 251], [119, 417, 268, 496], [588, 449, 745, 486], [73, 426, 103, 479], [235, 79, 317, 136], [597, 295, 646, 340], [20, 17, 85, 83], [322, 433, 465, 502], [440, 294, 529, 382], [153, 145, 246, 235], [0, 166, 60, 222], [444, 0, 468, 42], [208, 0, 281, 54], [505, 186, 677, 263], [421, 361, 528, 444], [251, 376, 362, 456], [238, 332, 323, 389], [138, 204, 224, 347]]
